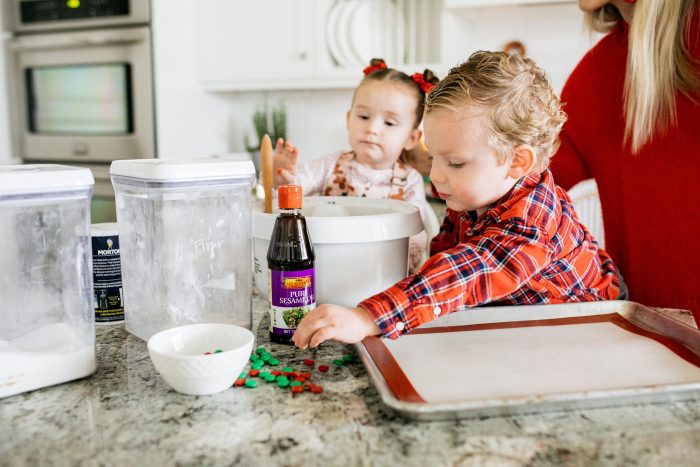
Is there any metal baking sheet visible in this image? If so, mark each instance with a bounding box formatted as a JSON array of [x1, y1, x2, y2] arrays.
[[355, 301, 700, 420]]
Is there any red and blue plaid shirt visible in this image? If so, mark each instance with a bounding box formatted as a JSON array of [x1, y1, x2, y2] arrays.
[[359, 170, 621, 339]]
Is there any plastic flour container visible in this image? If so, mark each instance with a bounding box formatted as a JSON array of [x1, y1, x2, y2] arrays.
[[0, 164, 96, 398], [111, 158, 256, 341]]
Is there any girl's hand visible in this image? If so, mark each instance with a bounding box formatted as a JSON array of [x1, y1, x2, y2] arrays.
[[272, 138, 299, 187], [292, 305, 381, 349]]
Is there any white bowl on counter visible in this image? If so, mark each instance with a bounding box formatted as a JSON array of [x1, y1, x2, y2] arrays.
[[147, 323, 254, 395], [253, 196, 424, 307]]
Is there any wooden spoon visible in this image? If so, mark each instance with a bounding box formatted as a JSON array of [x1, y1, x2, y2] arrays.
[[260, 134, 273, 214]]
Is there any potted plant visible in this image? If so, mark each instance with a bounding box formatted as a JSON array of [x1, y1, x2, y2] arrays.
[[245, 101, 287, 175]]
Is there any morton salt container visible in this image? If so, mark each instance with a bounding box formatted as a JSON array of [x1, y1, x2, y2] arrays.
[[110, 158, 256, 340], [91, 223, 123, 324], [0, 164, 96, 398]]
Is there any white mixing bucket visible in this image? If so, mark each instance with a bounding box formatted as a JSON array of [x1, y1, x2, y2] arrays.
[[253, 197, 423, 307]]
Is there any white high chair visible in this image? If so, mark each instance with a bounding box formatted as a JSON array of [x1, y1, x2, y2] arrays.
[[416, 203, 441, 267], [567, 178, 605, 248]]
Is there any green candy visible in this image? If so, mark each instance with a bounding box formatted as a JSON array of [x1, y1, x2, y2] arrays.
[[282, 367, 293, 373], [239, 372, 247, 379], [332, 359, 344, 366], [342, 354, 353, 362], [268, 358, 280, 366], [244, 380, 257, 388], [290, 381, 302, 387], [250, 355, 260, 362], [277, 380, 290, 388], [255, 347, 266, 355]]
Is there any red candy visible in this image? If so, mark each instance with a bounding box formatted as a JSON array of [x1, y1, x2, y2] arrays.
[[318, 365, 329, 372], [301, 372, 312, 379], [234, 378, 246, 387], [303, 359, 315, 366], [271, 370, 281, 376], [310, 385, 323, 394], [291, 385, 303, 394], [248, 370, 260, 377]]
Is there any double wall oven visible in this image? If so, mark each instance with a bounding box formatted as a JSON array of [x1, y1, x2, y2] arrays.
[[2, 0, 155, 222]]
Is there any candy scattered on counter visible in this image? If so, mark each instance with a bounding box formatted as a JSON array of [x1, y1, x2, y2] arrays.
[[233, 347, 358, 394]]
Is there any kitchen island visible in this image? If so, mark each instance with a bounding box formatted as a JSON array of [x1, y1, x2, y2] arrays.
[[2, 293, 700, 466]]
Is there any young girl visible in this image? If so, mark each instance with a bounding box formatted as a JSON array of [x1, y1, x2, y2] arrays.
[[272, 59, 439, 272]]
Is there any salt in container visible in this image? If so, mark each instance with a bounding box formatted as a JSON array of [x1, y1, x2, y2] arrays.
[[0, 164, 96, 398]]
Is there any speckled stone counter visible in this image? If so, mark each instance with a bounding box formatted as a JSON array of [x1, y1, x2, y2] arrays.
[[2, 294, 700, 466]]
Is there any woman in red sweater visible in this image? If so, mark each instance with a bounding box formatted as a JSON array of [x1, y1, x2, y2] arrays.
[[552, 0, 700, 321]]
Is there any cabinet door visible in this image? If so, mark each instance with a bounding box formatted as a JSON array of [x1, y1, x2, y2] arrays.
[[195, 0, 314, 90]]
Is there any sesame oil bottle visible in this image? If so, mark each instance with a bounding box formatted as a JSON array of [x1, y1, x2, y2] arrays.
[[267, 185, 316, 345]]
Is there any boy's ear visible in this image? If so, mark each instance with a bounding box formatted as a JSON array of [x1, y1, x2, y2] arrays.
[[507, 144, 536, 179], [346, 110, 351, 130], [403, 128, 422, 151]]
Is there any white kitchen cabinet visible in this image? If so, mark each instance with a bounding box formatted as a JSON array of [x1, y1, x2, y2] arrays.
[[194, 0, 315, 90], [194, 0, 442, 91]]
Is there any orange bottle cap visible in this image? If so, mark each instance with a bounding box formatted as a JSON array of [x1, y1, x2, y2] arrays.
[[278, 185, 303, 209]]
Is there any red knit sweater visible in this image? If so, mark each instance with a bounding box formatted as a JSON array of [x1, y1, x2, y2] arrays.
[[551, 19, 700, 319]]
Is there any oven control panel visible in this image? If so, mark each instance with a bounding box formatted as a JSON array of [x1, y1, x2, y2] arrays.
[[20, 0, 129, 24]]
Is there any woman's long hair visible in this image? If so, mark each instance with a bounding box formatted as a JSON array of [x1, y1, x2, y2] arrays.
[[586, 0, 699, 153]]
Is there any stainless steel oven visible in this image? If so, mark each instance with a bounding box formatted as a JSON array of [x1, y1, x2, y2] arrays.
[[2, 0, 155, 222]]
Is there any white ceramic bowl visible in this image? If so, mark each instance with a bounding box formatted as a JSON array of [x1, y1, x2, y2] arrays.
[[147, 323, 254, 395], [253, 196, 423, 307]]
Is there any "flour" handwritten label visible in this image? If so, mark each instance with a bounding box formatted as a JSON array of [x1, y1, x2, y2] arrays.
[[193, 238, 224, 255]]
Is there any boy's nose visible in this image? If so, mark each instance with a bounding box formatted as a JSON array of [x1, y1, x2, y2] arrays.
[[429, 164, 444, 184]]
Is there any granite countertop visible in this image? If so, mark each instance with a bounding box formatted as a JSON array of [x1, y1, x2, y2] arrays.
[[2, 294, 700, 466]]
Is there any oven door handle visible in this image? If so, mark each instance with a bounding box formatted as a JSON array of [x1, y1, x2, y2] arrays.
[[7, 30, 147, 51]]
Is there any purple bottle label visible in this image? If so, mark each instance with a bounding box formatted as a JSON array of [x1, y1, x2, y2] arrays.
[[269, 268, 316, 336]]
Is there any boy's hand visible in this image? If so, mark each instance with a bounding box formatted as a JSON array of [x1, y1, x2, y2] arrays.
[[292, 304, 382, 349], [272, 137, 299, 187]]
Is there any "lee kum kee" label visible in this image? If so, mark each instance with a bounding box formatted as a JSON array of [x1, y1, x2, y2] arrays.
[[268, 268, 316, 337]]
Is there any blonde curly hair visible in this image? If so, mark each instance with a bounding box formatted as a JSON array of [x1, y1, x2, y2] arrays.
[[425, 51, 567, 173]]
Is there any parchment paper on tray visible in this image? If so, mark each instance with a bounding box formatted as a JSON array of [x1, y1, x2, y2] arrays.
[[356, 301, 700, 420]]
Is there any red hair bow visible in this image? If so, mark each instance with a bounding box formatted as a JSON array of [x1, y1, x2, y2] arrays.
[[411, 73, 434, 94], [363, 61, 387, 76]]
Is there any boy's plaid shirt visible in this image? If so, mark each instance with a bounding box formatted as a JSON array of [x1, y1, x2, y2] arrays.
[[359, 170, 621, 339]]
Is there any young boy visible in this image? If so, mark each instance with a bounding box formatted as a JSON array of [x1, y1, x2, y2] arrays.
[[292, 51, 621, 348]]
